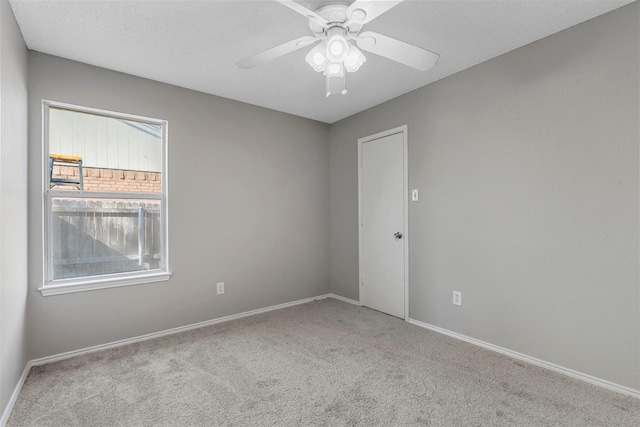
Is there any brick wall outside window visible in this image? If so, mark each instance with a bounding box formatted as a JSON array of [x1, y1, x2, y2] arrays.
[[51, 165, 162, 194]]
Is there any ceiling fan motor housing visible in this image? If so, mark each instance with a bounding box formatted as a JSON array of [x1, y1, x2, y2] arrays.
[[309, 4, 363, 36]]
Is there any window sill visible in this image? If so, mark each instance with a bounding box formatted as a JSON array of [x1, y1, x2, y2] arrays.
[[38, 271, 172, 296]]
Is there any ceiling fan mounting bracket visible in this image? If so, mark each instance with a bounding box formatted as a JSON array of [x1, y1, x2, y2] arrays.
[[325, 25, 347, 38], [308, 3, 362, 37]]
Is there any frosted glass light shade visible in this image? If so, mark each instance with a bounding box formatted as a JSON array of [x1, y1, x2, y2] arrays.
[[305, 42, 328, 73], [343, 44, 366, 73], [326, 34, 349, 62], [304, 33, 365, 96], [324, 62, 344, 78]]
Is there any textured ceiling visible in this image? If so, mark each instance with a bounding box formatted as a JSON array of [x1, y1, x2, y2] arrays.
[[8, 0, 635, 123]]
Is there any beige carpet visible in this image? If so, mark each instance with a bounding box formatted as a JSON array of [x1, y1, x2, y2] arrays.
[[8, 298, 640, 426]]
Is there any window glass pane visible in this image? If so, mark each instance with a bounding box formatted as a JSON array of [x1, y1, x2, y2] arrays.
[[48, 107, 162, 194], [50, 197, 163, 280]]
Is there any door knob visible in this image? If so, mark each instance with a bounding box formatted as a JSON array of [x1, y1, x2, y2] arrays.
[[394, 232, 403, 240]]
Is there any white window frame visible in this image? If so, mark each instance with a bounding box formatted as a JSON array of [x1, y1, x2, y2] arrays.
[[39, 100, 171, 296]]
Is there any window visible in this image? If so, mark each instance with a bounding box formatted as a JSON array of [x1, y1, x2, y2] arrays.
[[40, 101, 170, 295]]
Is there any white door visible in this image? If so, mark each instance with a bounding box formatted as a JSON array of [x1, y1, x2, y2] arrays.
[[359, 128, 407, 319]]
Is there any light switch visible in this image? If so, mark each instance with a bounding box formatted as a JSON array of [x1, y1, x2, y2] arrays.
[[411, 189, 419, 201]]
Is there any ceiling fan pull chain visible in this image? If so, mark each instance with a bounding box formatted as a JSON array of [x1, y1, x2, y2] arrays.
[[326, 75, 347, 97]]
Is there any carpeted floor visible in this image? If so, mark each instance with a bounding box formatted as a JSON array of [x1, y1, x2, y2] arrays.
[[7, 298, 640, 426]]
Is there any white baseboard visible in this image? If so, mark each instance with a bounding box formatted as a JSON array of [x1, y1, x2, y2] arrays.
[[4, 294, 338, 424], [31, 295, 328, 367], [1, 362, 32, 427], [28, 294, 355, 367], [11, 295, 632, 425], [407, 318, 640, 399], [2, 295, 330, 423], [328, 293, 361, 306]]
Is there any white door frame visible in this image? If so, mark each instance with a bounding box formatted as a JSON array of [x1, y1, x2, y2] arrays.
[[358, 125, 409, 320]]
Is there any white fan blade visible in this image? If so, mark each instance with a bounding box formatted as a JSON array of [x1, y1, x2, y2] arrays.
[[355, 31, 439, 71], [346, 0, 404, 25], [276, 0, 328, 27], [237, 36, 319, 69]]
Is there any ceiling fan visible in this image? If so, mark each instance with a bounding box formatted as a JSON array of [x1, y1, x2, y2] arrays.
[[237, 0, 439, 96]]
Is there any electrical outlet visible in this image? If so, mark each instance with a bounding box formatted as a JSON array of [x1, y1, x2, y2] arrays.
[[453, 291, 462, 306], [216, 282, 225, 295]]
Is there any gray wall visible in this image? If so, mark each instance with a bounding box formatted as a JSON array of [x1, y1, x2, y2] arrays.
[[0, 0, 29, 417], [9, 0, 639, 404], [27, 53, 330, 359], [329, 3, 639, 390]]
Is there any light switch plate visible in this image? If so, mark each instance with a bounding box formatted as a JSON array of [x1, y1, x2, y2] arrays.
[[453, 291, 462, 306], [411, 189, 419, 201]]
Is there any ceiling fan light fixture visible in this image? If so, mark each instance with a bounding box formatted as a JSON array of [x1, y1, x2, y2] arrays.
[[343, 44, 366, 73], [305, 42, 328, 72], [325, 61, 344, 78], [313, 52, 326, 66], [326, 34, 349, 62]]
